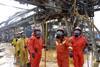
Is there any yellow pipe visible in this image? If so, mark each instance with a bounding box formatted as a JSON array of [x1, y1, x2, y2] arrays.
[[44, 22, 48, 67]]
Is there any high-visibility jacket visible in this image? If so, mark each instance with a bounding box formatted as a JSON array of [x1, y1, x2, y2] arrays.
[[56, 37, 69, 67], [25, 37, 30, 64], [28, 35, 43, 67], [71, 35, 87, 67], [17, 38, 27, 66]]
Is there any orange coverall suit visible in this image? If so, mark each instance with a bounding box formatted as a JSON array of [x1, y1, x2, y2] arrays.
[[71, 35, 87, 67], [56, 37, 69, 67], [28, 35, 43, 67]]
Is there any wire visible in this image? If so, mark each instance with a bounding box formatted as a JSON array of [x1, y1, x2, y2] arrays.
[[30, 1, 100, 12]]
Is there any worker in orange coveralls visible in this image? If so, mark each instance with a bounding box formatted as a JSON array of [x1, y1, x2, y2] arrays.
[[70, 27, 87, 67], [27, 28, 45, 67], [55, 28, 69, 67]]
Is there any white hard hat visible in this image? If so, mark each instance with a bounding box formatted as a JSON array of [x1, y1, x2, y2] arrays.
[[34, 27, 40, 30], [57, 26, 64, 31], [33, 24, 42, 31], [74, 26, 81, 31]]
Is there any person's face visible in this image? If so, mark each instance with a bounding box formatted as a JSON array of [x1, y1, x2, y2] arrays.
[[56, 30, 64, 39], [35, 30, 42, 38], [73, 30, 81, 37]]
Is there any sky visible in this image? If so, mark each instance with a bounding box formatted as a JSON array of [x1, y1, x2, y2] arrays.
[[94, 11, 100, 30], [0, 0, 34, 22], [0, 0, 100, 30]]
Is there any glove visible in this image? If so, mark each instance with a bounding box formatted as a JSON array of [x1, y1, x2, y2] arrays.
[[43, 46, 48, 51], [43, 45, 47, 49], [11, 44, 15, 47], [14, 45, 15, 47], [11, 44, 13, 46], [68, 46, 73, 57], [17, 50, 20, 56], [32, 53, 35, 58], [27, 62, 30, 67], [45, 48, 48, 51], [69, 51, 73, 57], [24, 45, 27, 49]]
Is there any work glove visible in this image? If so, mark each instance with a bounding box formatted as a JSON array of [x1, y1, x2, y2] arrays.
[[12, 44, 15, 47], [11, 44, 15, 47], [43, 45, 46, 48], [68, 46, 73, 57], [43, 45, 48, 51], [17, 50, 20, 56], [32, 53, 35, 58], [11, 44, 13, 46], [14, 45, 15, 47], [69, 50, 73, 57], [24, 45, 27, 49], [27, 62, 30, 67]]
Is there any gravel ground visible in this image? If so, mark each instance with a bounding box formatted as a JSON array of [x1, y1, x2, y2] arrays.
[[0, 43, 99, 67]]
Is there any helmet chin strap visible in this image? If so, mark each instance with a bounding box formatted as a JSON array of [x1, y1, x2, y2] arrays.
[[58, 36, 64, 43], [35, 35, 41, 39], [75, 35, 79, 37], [74, 30, 81, 37]]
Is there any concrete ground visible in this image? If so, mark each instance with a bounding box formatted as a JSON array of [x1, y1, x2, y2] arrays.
[[0, 43, 99, 67]]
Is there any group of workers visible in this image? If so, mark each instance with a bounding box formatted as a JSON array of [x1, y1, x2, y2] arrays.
[[11, 26, 87, 67], [56, 27, 87, 67]]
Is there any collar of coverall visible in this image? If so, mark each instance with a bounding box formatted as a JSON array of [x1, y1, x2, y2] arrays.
[[74, 34, 83, 39], [56, 37, 66, 45]]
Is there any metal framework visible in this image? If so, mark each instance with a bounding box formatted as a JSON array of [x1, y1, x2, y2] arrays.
[[0, 0, 100, 66]]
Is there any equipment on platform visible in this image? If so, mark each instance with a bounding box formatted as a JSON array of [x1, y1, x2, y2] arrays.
[[95, 43, 100, 62], [0, 0, 100, 67]]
